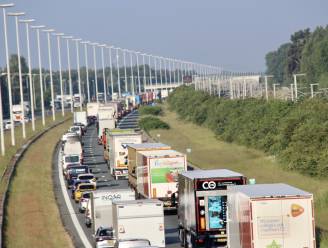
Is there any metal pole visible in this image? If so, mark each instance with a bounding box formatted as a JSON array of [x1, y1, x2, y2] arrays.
[[82, 41, 90, 103], [142, 53, 146, 93], [55, 33, 65, 116], [63, 36, 73, 112], [1, 5, 15, 145], [11, 14, 26, 138], [154, 56, 158, 87], [100, 45, 107, 102], [108, 46, 114, 96], [136, 52, 141, 93], [163, 57, 168, 89], [92, 43, 99, 102], [148, 54, 152, 90], [75, 39, 82, 110], [129, 50, 135, 95], [159, 57, 163, 89], [123, 49, 128, 93], [0, 74, 5, 155], [116, 47, 121, 97]]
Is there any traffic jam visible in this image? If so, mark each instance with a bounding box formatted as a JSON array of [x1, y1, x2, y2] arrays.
[[57, 92, 316, 248]]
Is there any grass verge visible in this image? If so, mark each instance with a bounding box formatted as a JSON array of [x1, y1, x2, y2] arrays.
[[149, 105, 328, 247], [3, 118, 73, 248]]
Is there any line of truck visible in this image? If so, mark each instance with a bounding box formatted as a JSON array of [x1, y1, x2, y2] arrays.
[[58, 94, 316, 248]]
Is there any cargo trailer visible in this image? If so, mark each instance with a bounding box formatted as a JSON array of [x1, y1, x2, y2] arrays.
[[87, 102, 99, 123], [178, 169, 247, 248], [112, 199, 165, 247], [136, 149, 187, 210], [73, 111, 87, 127], [227, 183, 316, 248], [127, 143, 171, 190], [97, 106, 115, 144]]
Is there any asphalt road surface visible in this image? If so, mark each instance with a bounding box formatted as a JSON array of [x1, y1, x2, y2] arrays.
[[53, 111, 181, 248]]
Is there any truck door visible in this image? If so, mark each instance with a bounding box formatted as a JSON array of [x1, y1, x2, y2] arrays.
[[281, 198, 314, 248]]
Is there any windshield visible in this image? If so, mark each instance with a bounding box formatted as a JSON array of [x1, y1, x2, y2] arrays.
[[70, 167, 88, 174], [79, 175, 94, 180], [99, 229, 114, 237], [79, 185, 95, 190], [65, 156, 79, 163], [71, 127, 80, 132]]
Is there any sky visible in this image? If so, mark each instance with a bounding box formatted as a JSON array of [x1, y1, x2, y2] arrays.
[[1, 0, 328, 72]]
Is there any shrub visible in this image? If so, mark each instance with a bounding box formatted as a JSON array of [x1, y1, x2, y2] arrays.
[[139, 105, 163, 116], [139, 116, 170, 131]]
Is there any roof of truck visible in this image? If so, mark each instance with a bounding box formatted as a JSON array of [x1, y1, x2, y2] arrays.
[[137, 149, 185, 157], [180, 169, 244, 179], [126, 143, 170, 150], [113, 199, 162, 206], [228, 183, 312, 198]]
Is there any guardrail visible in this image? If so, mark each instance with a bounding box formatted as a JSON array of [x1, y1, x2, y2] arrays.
[[0, 118, 70, 248]]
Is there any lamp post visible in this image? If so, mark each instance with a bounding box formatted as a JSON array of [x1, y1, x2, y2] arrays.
[[163, 57, 168, 89], [81, 41, 90, 103], [168, 58, 172, 86], [154, 55, 158, 87], [8, 11, 26, 139], [63, 35, 74, 112], [115, 47, 121, 97], [91, 42, 99, 102], [142, 53, 146, 93], [1, 3, 15, 146], [159, 56, 163, 89], [123, 49, 128, 93], [135, 51, 141, 94], [107, 46, 114, 96], [0, 73, 6, 155], [148, 54, 152, 89], [99, 44, 107, 102], [129, 50, 135, 95], [54, 32, 65, 116], [43, 29, 56, 120], [31, 25, 46, 125], [74, 38, 82, 110]]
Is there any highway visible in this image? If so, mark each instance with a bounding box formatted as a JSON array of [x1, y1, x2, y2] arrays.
[[53, 111, 180, 248]]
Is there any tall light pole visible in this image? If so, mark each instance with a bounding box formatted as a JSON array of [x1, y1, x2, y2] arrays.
[[1, 3, 15, 146], [54, 32, 65, 116], [43, 29, 56, 119], [107, 46, 114, 96], [31, 25, 46, 125], [74, 38, 82, 110], [8, 12, 26, 139], [168, 58, 172, 86], [91, 42, 99, 102], [148, 54, 152, 90], [0, 73, 6, 155], [115, 47, 121, 98], [129, 50, 135, 95], [63, 35, 74, 112], [99, 44, 107, 102], [81, 41, 90, 103], [142, 53, 146, 93], [136, 51, 141, 93], [159, 56, 163, 89], [123, 49, 128, 93], [163, 57, 168, 87], [293, 73, 306, 100]]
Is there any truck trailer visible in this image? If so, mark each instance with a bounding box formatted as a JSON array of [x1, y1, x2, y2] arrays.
[[73, 111, 87, 127], [178, 169, 247, 248], [108, 131, 142, 179], [87, 102, 99, 123], [84, 189, 135, 234], [227, 183, 316, 248], [127, 143, 171, 190], [136, 149, 187, 210], [112, 199, 165, 247], [97, 105, 115, 144]]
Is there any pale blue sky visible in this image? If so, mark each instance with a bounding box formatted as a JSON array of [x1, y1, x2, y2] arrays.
[[1, 0, 328, 72]]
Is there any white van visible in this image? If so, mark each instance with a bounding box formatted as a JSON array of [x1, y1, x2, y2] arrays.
[[63, 141, 83, 163]]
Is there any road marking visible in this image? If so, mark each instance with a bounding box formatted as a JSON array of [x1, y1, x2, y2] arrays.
[[57, 149, 92, 248]]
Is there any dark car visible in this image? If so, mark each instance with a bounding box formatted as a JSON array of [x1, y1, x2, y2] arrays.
[[70, 179, 90, 199], [66, 165, 90, 185]]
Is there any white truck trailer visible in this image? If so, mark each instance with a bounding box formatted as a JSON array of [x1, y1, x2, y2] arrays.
[[85, 189, 135, 233], [112, 200, 165, 247], [227, 183, 316, 248], [136, 149, 187, 210], [73, 111, 87, 127], [97, 106, 115, 144], [127, 143, 171, 190], [177, 169, 247, 248], [108, 132, 142, 180], [87, 102, 100, 123]]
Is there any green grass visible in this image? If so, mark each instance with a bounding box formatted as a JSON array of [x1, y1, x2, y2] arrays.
[[4, 118, 73, 248], [149, 105, 328, 247]]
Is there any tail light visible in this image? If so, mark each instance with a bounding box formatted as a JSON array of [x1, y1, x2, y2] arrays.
[[200, 217, 206, 230]]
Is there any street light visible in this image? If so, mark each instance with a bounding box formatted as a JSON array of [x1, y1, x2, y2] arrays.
[[31, 25, 46, 125], [107, 45, 114, 96], [8, 11, 26, 139], [73, 38, 82, 110], [81, 41, 90, 103], [91, 42, 99, 102], [99, 44, 107, 102], [63, 35, 74, 112], [128, 50, 135, 95], [142, 53, 147, 93], [43, 29, 56, 120], [115, 47, 121, 97], [122, 49, 128, 93], [148, 54, 152, 90], [135, 51, 141, 94], [54, 32, 65, 116], [20, 18, 36, 131], [0, 3, 15, 146], [0, 73, 7, 155]]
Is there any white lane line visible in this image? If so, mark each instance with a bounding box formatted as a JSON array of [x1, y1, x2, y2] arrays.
[[57, 149, 92, 248]]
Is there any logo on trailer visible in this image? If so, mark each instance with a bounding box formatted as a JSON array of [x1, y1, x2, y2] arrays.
[[266, 240, 282, 248], [291, 203, 304, 217], [202, 181, 216, 190]]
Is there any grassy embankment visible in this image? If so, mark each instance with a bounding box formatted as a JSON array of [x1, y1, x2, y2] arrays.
[[3, 117, 73, 247], [149, 105, 328, 247]]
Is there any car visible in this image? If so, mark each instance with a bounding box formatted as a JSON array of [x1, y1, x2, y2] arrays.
[[62, 154, 80, 171], [4, 119, 12, 130], [69, 125, 82, 137], [71, 180, 90, 198], [66, 165, 90, 183], [74, 122, 86, 134], [78, 191, 91, 213], [74, 183, 96, 203], [63, 163, 83, 178], [93, 227, 115, 248], [77, 173, 96, 183], [114, 239, 151, 248]]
